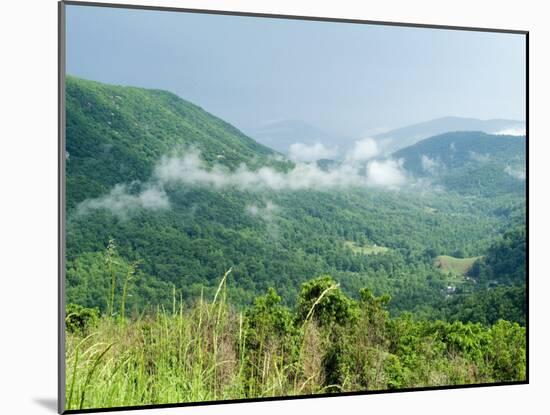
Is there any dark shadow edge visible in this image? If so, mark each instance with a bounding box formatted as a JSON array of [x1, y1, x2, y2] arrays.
[[58, 1, 67, 414], [60, 0, 528, 34], [62, 380, 528, 414]]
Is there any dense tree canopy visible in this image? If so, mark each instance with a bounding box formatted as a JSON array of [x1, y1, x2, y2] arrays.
[[65, 77, 527, 329]]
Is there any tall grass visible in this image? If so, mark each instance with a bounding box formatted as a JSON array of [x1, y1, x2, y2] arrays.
[[65, 264, 526, 410], [66, 270, 333, 409]]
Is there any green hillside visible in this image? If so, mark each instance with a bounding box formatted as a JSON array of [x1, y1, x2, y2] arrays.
[[434, 255, 481, 276], [66, 76, 286, 209], [393, 131, 526, 196], [64, 77, 526, 407], [468, 226, 526, 285], [65, 77, 526, 325], [425, 225, 526, 325]]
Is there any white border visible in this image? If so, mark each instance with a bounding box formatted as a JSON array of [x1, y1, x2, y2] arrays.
[[1, 1, 546, 415]]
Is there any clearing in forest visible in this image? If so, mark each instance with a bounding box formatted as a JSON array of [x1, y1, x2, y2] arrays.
[[434, 255, 482, 276]]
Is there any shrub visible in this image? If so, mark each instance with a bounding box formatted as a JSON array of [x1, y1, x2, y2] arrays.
[[297, 275, 358, 327], [66, 303, 100, 334]]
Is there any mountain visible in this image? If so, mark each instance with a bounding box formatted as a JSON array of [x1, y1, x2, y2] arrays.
[[66, 76, 282, 209], [375, 116, 525, 154], [65, 77, 525, 326], [245, 119, 349, 154], [393, 131, 526, 196], [245, 116, 525, 158], [63, 78, 526, 406]]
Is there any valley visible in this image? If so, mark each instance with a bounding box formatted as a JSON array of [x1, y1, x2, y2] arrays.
[[65, 76, 526, 323], [64, 77, 527, 409]]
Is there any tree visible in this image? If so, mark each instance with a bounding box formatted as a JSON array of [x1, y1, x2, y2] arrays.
[[297, 275, 358, 327]]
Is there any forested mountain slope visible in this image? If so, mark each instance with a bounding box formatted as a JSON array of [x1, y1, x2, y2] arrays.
[[375, 116, 525, 153], [66, 76, 285, 209], [65, 77, 526, 326], [393, 131, 526, 196]]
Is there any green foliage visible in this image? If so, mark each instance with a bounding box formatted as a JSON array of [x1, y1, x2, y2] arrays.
[[488, 320, 526, 381], [66, 246, 173, 314], [243, 288, 300, 395], [438, 284, 526, 326], [297, 276, 358, 327], [65, 76, 285, 210], [246, 288, 298, 352], [65, 274, 526, 410], [469, 226, 526, 285], [394, 131, 526, 197], [65, 303, 100, 334], [66, 77, 526, 325]]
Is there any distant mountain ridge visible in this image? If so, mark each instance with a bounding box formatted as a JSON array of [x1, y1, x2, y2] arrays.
[[245, 119, 348, 154], [246, 116, 525, 157], [375, 116, 525, 154], [393, 131, 526, 196]]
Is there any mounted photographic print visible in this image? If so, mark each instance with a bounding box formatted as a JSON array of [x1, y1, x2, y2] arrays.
[[59, 1, 528, 413]]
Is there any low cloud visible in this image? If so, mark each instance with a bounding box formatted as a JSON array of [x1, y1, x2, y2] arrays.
[[288, 142, 338, 162], [77, 183, 169, 217], [345, 138, 380, 162], [493, 128, 526, 136], [77, 147, 411, 217], [246, 200, 279, 220], [504, 165, 526, 180], [420, 155, 441, 174], [365, 159, 407, 188], [246, 200, 281, 238], [469, 151, 491, 163], [155, 149, 407, 191]]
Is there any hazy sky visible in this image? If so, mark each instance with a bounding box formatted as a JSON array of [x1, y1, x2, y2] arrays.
[[66, 4, 526, 138]]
